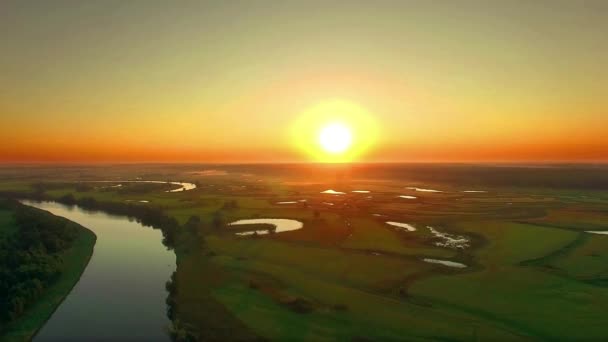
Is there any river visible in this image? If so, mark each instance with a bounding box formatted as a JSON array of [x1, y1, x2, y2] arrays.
[[23, 200, 175, 341]]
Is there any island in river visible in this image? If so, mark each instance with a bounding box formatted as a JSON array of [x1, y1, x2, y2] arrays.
[[0, 200, 96, 341]]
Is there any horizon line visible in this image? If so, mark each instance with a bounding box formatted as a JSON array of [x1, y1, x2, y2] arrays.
[[1, 160, 608, 167]]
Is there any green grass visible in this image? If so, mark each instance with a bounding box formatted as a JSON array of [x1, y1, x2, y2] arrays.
[[3, 169, 608, 340], [341, 217, 454, 258], [410, 267, 608, 339], [409, 221, 608, 340], [172, 249, 259, 340], [208, 236, 431, 291], [523, 208, 608, 231], [211, 256, 523, 341], [549, 234, 608, 279], [454, 221, 579, 265]]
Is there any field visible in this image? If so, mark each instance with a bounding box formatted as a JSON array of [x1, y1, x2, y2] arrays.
[[1, 163, 607, 340]]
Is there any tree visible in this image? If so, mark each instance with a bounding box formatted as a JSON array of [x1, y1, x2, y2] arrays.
[[212, 211, 224, 229], [168, 319, 197, 342], [59, 193, 76, 205], [184, 215, 201, 234], [0, 201, 82, 323]]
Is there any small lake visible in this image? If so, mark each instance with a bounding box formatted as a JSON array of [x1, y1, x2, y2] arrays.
[[22, 200, 175, 341], [228, 218, 303, 236], [386, 221, 416, 232]]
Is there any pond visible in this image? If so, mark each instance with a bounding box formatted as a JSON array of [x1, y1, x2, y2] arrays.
[[385, 221, 416, 232], [228, 218, 304, 236]]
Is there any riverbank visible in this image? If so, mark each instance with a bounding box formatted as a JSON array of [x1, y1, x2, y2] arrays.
[[0, 204, 96, 342]]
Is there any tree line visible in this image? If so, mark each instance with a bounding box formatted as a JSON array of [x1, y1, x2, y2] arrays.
[[56, 194, 180, 249]]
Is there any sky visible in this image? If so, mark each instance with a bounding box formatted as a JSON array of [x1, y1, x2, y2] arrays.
[[1, 0, 607, 163]]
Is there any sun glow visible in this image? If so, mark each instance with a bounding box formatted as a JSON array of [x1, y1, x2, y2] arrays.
[[319, 123, 352, 154], [291, 100, 378, 163]]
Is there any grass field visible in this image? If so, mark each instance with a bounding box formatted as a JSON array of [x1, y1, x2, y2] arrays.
[[1, 164, 607, 340]]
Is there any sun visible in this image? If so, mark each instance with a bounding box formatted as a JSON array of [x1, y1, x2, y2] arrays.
[[319, 123, 352, 154], [291, 99, 378, 162]]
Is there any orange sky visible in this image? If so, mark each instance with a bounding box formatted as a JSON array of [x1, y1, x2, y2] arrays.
[[1, 1, 607, 163]]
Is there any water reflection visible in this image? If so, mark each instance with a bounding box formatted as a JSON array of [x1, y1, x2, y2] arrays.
[[320, 189, 345, 195], [386, 221, 416, 231], [88, 180, 196, 192], [406, 187, 442, 193], [427, 226, 470, 249], [423, 258, 467, 268], [586, 230, 608, 235], [228, 218, 303, 235], [22, 201, 175, 341]]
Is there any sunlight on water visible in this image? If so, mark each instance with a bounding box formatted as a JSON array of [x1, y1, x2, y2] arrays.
[[586, 230, 608, 235], [398, 195, 417, 199], [321, 189, 346, 195], [228, 218, 304, 235], [427, 226, 470, 249], [22, 201, 174, 341], [407, 187, 442, 193], [87, 180, 196, 192], [423, 258, 467, 268], [386, 221, 416, 231]]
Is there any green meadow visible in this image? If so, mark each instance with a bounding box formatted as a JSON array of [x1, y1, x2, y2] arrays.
[[1, 164, 607, 340]]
